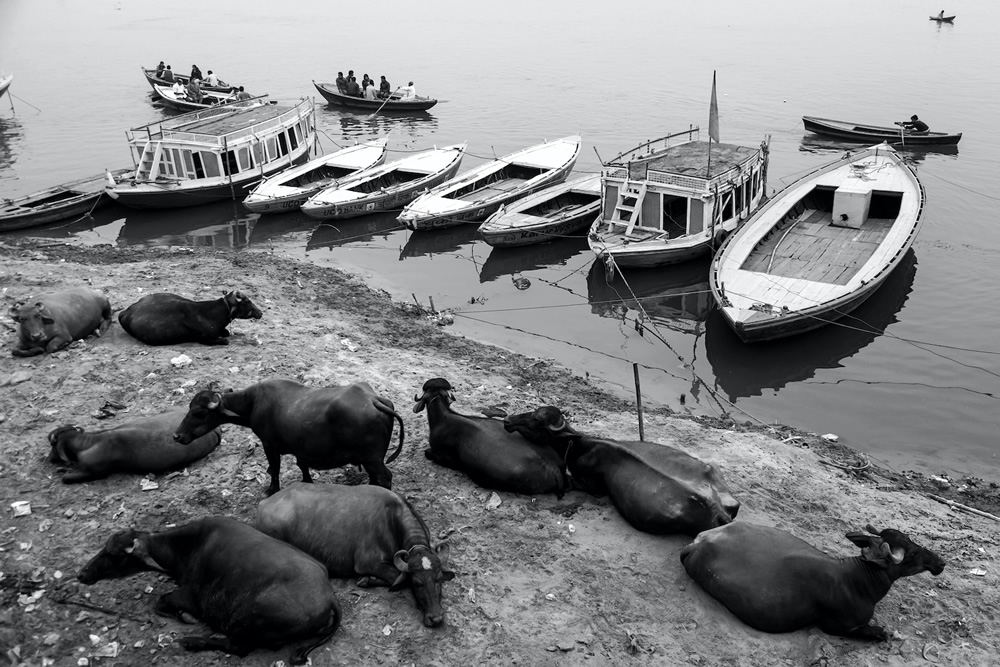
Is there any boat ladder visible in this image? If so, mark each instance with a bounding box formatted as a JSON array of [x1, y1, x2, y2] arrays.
[[612, 180, 647, 235], [136, 141, 162, 180]]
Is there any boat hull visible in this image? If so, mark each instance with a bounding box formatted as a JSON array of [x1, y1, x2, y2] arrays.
[[481, 209, 598, 247], [312, 81, 437, 112], [803, 116, 961, 146], [588, 233, 719, 268], [1, 170, 128, 231], [479, 175, 601, 247], [0, 74, 12, 101]]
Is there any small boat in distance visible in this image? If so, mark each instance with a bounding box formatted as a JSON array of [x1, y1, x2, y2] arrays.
[[312, 81, 438, 112], [478, 174, 601, 247], [142, 66, 235, 94], [107, 97, 315, 209], [0, 169, 130, 232], [0, 73, 12, 101], [588, 128, 769, 269], [929, 14, 955, 23], [802, 116, 961, 146], [301, 143, 466, 220], [399, 135, 581, 231], [243, 138, 388, 214], [710, 143, 924, 343]]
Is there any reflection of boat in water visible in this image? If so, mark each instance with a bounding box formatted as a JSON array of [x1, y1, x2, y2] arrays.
[[799, 136, 959, 163], [306, 211, 404, 250], [586, 258, 714, 328], [321, 108, 439, 143], [398, 224, 479, 260], [117, 200, 254, 247], [0, 117, 23, 169], [247, 211, 318, 247], [706, 248, 917, 400], [479, 235, 589, 283]]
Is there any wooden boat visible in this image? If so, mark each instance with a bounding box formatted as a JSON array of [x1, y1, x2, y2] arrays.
[[107, 97, 316, 209], [0, 169, 129, 232], [803, 116, 962, 146], [399, 135, 581, 231], [0, 74, 12, 101], [929, 15, 955, 22], [151, 84, 253, 112], [312, 81, 438, 112], [142, 66, 235, 94], [478, 174, 601, 247], [243, 138, 388, 213], [588, 128, 769, 269], [300, 143, 466, 220], [710, 143, 924, 343]]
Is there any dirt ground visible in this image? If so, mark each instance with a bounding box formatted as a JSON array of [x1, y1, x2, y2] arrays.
[[1, 240, 998, 667]]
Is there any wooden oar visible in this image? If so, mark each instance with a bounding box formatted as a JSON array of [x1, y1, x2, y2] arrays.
[[367, 87, 401, 119]]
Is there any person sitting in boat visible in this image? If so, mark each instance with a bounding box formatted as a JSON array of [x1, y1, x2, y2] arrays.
[[399, 81, 416, 101], [171, 80, 186, 97], [235, 85, 252, 101], [161, 65, 175, 83], [204, 70, 220, 87], [897, 114, 929, 133], [190, 64, 203, 81], [345, 76, 363, 97], [155, 61, 166, 77], [379, 75, 391, 99], [362, 73, 372, 90], [186, 77, 204, 104], [335, 71, 347, 93], [364, 78, 378, 101], [937, 10, 946, 19]]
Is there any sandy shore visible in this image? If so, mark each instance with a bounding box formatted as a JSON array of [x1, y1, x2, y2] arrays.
[[1, 241, 997, 666]]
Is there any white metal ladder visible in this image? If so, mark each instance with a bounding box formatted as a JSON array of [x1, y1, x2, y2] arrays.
[[612, 180, 647, 235], [136, 142, 162, 180]]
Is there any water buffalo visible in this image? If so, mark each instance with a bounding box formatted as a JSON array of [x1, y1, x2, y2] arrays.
[[503, 406, 739, 535], [413, 378, 567, 497], [174, 379, 404, 494], [118, 290, 262, 345], [256, 482, 455, 628], [8, 286, 112, 357], [679, 522, 945, 639], [78, 516, 341, 664], [47, 408, 220, 483]]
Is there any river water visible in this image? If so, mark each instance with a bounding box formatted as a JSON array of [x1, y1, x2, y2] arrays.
[[1, 0, 997, 478]]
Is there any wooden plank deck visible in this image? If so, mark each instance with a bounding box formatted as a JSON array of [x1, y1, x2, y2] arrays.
[[740, 211, 894, 286]]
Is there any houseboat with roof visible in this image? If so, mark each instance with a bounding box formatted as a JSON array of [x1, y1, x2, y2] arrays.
[[587, 127, 768, 270], [107, 97, 315, 209]]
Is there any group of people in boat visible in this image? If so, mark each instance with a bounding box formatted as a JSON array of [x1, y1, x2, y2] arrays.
[[335, 70, 416, 101], [154, 61, 251, 105]]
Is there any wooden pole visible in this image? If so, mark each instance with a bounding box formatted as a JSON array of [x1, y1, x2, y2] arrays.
[[633, 363, 645, 441]]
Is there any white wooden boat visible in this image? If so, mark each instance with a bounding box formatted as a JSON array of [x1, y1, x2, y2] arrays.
[[107, 97, 315, 209], [710, 143, 924, 343], [478, 174, 601, 247], [151, 83, 247, 112], [0, 74, 12, 101], [300, 143, 466, 220], [0, 169, 130, 231], [588, 128, 769, 269], [398, 135, 581, 231], [243, 138, 388, 213]]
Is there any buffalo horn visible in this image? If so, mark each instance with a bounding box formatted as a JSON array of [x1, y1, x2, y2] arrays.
[[393, 549, 410, 573]]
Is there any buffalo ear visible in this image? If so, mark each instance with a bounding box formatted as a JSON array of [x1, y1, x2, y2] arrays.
[[206, 392, 223, 410], [435, 542, 451, 565], [124, 538, 142, 555], [8, 304, 21, 320], [439, 569, 456, 582], [889, 546, 905, 564]]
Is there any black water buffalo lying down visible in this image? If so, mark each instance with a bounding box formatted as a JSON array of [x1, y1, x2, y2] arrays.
[[503, 406, 739, 535], [413, 378, 567, 497], [174, 379, 404, 494], [118, 290, 262, 345], [256, 482, 455, 628], [78, 517, 341, 664], [8, 287, 112, 357], [679, 522, 945, 639], [47, 408, 221, 483]]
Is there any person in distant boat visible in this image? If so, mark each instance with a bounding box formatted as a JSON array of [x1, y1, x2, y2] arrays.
[[897, 114, 929, 133], [345, 76, 362, 97], [379, 75, 391, 99], [155, 61, 165, 77], [335, 71, 347, 93], [186, 76, 204, 104], [364, 78, 378, 100], [172, 80, 186, 97], [161, 65, 175, 83], [937, 10, 945, 19], [235, 86, 252, 101], [399, 81, 416, 101], [204, 70, 219, 87], [190, 64, 203, 81]]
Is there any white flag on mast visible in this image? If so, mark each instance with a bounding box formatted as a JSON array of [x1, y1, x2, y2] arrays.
[[709, 71, 720, 143]]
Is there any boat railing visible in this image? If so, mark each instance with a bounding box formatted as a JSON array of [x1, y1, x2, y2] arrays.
[[125, 98, 311, 147], [606, 126, 700, 165]]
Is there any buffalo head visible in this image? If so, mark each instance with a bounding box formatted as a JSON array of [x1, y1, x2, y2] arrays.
[[78, 530, 158, 585], [413, 378, 455, 413], [846, 524, 945, 580], [174, 390, 226, 444], [390, 543, 455, 628], [48, 425, 85, 464], [10, 301, 55, 342], [503, 406, 578, 443], [223, 290, 263, 321]]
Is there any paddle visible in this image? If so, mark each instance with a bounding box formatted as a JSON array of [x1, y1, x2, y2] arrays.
[[367, 86, 401, 119]]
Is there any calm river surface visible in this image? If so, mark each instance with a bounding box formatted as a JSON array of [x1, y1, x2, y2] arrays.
[[1, 0, 997, 478]]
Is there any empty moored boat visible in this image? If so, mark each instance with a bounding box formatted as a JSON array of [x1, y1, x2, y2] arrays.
[[243, 138, 388, 213], [107, 97, 315, 209], [0, 169, 130, 232], [478, 173, 601, 247], [300, 143, 466, 220], [710, 143, 924, 342], [588, 128, 769, 269]]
